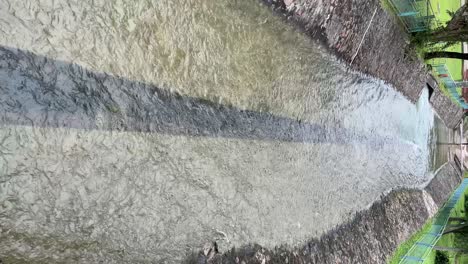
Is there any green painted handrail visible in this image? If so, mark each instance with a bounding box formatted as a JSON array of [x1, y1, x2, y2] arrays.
[[399, 178, 468, 263]]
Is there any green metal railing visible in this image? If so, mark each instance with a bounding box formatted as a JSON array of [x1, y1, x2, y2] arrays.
[[399, 178, 468, 263], [431, 64, 468, 109], [387, 0, 436, 32], [386, 0, 466, 108]]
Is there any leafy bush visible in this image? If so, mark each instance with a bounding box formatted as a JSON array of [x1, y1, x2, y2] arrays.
[[435, 251, 449, 264], [465, 194, 468, 213]]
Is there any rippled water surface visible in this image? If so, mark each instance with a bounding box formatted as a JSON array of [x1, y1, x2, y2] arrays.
[[0, 0, 436, 263]]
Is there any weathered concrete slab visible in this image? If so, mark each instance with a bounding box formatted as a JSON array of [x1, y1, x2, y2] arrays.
[[429, 85, 464, 129]]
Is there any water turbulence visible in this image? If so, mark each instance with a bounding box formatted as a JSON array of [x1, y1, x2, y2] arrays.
[[0, 0, 435, 263]]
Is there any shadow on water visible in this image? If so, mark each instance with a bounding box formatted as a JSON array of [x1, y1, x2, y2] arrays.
[[1, 46, 381, 146], [0, 46, 437, 263]]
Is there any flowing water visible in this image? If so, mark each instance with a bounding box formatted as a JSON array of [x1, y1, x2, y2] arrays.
[[0, 0, 438, 263]]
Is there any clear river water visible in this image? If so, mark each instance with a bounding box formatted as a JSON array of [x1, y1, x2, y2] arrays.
[[0, 0, 441, 263]]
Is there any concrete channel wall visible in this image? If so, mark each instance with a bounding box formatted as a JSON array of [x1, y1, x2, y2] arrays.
[[262, 0, 427, 102], [427, 76, 465, 129], [262, 0, 464, 129]]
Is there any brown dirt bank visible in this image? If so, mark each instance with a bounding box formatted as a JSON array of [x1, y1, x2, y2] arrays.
[[186, 162, 462, 264]]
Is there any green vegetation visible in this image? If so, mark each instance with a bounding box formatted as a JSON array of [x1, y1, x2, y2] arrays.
[[428, 63, 463, 106], [387, 219, 434, 264], [430, 68, 455, 99], [425, 250, 436, 264], [388, 187, 468, 264], [425, 0, 463, 81], [435, 250, 449, 264], [383, 0, 464, 86], [380, 0, 395, 13], [423, 189, 468, 264]]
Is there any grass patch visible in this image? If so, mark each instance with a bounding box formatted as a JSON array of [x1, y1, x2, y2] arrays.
[[427, 0, 463, 80], [449, 189, 466, 219], [425, 0, 463, 82], [424, 250, 436, 264], [425, 42, 463, 82], [424, 188, 468, 264], [382, 0, 464, 85], [387, 219, 434, 264], [389, 187, 468, 264]]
